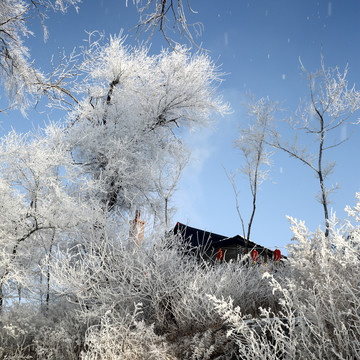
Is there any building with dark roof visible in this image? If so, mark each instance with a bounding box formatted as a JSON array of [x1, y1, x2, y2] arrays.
[[173, 222, 282, 263]]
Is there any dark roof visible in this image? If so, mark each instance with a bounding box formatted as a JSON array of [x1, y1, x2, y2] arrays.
[[173, 222, 277, 258], [173, 222, 226, 248]]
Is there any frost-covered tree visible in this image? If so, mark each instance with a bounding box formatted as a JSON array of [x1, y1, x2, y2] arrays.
[[151, 141, 189, 228], [0, 0, 201, 115], [0, 32, 229, 310], [226, 97, 275, 245], [130, 0, 202, 47], [270, 57, 360, 237], [62, 36, 228, 215], [0, 0, 81, 113], [0, 124, 101, 312]]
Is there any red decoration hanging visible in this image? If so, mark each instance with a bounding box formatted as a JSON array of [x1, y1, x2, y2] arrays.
[[274, 249, 281, 262], [217, 248, 224, 262], [251, 249, 258, 262]]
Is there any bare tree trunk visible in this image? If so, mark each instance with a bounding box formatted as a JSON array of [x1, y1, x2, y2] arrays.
[[0, 286, 3, 313], [46, 243, 53, 312], [40, 267, 43, 309], [318, 114, 329, 237], [165, 197, 168, 229], [18, 286, 21, 304], [247, 145, 262, 243]]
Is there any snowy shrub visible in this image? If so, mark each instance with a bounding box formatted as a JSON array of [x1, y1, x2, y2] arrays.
[[82, 303, 175, 360], [212, 195, 360, 359], [171, 327, 239, 360], [0, 302, 85, 359], [49, 225, 283, 359]]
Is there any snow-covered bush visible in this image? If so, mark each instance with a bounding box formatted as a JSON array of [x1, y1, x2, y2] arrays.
[[213, 195, 360, 359], [0, 302, 85, 359], [49, 224, 281, 359], [82, 303, 176, 360]]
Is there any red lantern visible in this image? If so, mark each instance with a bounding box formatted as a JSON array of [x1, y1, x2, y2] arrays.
[[251, 249, 258, 262], [274, 249, 281, 262], [216, 248, 224, 262]]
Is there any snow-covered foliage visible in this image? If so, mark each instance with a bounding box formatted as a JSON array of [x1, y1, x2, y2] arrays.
[[0, 124, 92, 311], [213, 197, 360, 359], [0, 121, 276, 357], [0, 0, 80, 113], [0, 33, 241, 359], [82, 303, 175, 360], [2, 6, 360, 358], [0, 216, 278, 359], [0, 0, 202, 113], [70, 232, 280, 359], [1, 112, 360, 360], [62, 36, 228, 216], [6, 191, 360, 359]]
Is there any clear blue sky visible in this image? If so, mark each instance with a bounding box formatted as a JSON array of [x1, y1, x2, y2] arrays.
[[1, 1, 360, 254]]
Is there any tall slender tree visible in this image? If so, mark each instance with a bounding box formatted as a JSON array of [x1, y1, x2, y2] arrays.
[[269, 57, 360, 237], [225, 97, 275, 247]]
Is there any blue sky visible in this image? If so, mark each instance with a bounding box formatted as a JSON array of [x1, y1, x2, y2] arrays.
[[1, 1, 360, 254]]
